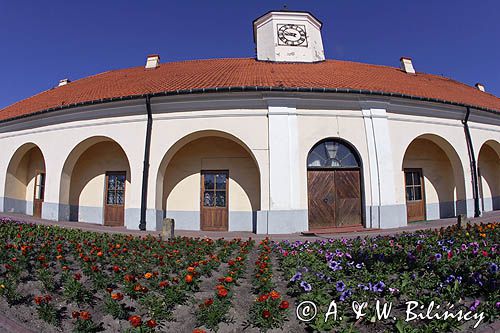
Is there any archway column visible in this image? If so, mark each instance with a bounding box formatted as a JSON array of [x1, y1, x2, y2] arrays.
[[263, 98, 307, 234], [362, 107, 406, 229]]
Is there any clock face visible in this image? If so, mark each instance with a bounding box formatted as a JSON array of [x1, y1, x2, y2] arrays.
[[277, 24, 307, 47]]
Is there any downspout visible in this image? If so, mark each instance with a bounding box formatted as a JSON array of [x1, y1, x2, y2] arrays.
[[139, 95, 153, 230], [462, 107, 481, 217]]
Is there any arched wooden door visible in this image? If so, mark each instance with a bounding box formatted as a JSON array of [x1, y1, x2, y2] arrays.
[[307, 139, 363, 230]]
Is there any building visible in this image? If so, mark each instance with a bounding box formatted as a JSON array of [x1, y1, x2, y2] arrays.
[[0, 10, 498, 233]]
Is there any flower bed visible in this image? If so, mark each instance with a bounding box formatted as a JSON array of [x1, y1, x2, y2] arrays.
[[194, 238, 254, 331], [275, 223, 499, 332], [0, 219, 237, 332], [248, 238, 289, 331]]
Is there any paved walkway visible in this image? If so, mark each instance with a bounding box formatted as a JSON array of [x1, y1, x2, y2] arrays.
[[0, 211, 498, 241]]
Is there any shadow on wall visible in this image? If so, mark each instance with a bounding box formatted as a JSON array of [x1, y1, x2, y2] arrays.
[[67, 141, 131, 223], [162, 136, 261, 231], [403, 137, 466, 219], [478, 142, 500, 211]]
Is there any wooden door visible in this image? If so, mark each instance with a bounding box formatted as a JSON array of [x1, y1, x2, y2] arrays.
[[308, 169, 362, 229], [307, 170, 336, 229], [104, 172, 126, 227], [334, 170, 362, 227], [405, 169, 425, 222], [33, 172, 45, 218], [200, 171, 228, 231]]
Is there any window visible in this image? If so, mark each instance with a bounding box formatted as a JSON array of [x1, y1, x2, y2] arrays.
[[203, 172, 227, 207], [405, 170, 423, 202], [106, 172, 126, 205], [308, 140, 359, 168], [34, 173, 45, 200]]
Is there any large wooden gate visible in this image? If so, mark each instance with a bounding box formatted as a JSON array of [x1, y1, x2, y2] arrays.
[[307, 169, 362, 229], [307, 139, 363, 230]]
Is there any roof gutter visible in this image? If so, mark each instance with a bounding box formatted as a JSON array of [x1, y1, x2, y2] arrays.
[[139, 95, 153, 230], [1, 86, 499, 125], [462, 106, 481, 218]]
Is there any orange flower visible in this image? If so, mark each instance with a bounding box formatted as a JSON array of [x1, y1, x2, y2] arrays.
[[270, 290, 280, 299], [187, 266, 196, 273], [144, 272, 153, 279], [129, 315, 142, 327], [134, 284, 142, 292], [159, 280, 169, 288], [185, 274, 193, 283], [80, 311, 91, 320], [217, 287, 228, 298], [224, 276, 233, 283], [97, 251, 103, 257], [146, 319, 157, 328], [193, 329, 207, 333], [111, 293, 124, 301]]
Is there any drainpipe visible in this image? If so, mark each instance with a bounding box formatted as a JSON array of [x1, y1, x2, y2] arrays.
[[139, 95, 153, 230], [462, 107, 481, 218]]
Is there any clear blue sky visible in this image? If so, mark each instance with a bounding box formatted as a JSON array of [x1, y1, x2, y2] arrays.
[[1, 1, 499, 110]]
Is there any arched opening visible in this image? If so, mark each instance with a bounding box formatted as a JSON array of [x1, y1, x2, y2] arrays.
[[59, 137, 131, 226], [157, 131, 261, 232], [402, 134, 466, 222], [307, 138, 363, 230], [4, 143, 46, 217], [478, 140, 500, 212]]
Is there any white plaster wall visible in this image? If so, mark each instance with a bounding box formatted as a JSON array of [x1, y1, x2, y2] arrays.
[[387, 112, 473, 218], [0, 101, 147, 229]]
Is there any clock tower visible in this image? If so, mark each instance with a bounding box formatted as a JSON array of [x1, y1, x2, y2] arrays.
[[253, 10, 325, 63]]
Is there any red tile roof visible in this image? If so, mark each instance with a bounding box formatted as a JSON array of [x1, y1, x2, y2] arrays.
[[1, 58, 500, 122]]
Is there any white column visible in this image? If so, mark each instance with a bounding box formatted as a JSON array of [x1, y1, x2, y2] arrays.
[[362, 107, 406, 228], [264, 98, 307, 233]]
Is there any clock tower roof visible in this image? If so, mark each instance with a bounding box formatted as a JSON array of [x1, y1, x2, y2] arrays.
[[253, 10, 325, 63]]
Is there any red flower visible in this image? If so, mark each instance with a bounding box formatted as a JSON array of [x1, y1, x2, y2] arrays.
[[447, 251, 453, 259], [34, 296, 44, 305], [262, 310, 271, 318], [258, 294, 268, 302], [279, 300, 289, 309], [74, 273, 82, 281], [159, 280, 169, 288], [80, 311, 91, 320], [204, 298, 214, 306], [129, 315, 142, 327], [146, 319, 157, 328], [193, 329, 207, 333], [124, 274, 135, 282], [72, 311, 80, 319], [185, 274, 193, 283], [482, 250, 489, 257], [113, 265, 120, 273], [217, 288, 228, 298], [224, 276, 233, 283]]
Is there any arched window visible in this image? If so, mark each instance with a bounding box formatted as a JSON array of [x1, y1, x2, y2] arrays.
[[307, 139, 359, 168]]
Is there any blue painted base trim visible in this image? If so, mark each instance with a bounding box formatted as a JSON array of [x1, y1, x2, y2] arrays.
[[3, 197, 28, 214]]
